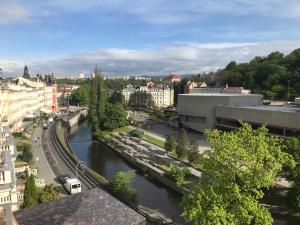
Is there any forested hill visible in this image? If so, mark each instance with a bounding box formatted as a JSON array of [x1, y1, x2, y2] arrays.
[[216, 49, 300, 100], [213, 48, 300, 100]]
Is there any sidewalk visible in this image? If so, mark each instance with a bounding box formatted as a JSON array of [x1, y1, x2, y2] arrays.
[[32, 127, 57, 185]]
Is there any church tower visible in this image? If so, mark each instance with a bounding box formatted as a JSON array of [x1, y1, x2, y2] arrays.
[[23, 65, 30, 78]]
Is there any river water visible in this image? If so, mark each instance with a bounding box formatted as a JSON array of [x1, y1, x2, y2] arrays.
[[68, 120, 300, 225]]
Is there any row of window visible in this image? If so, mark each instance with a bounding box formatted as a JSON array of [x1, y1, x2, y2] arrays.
[[0, 196, 10, 203], [184, 116, 207, 123]]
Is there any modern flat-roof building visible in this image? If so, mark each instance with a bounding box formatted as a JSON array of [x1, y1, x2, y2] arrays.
[[14, 188, 146, 225], [178, 93, 300, 136], [178, 93, 263, 133]]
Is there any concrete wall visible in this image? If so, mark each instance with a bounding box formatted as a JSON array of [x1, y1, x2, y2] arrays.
[[68, 109, 88, 127], [177, 94, 262, 132], [216, 106, 300, 131]]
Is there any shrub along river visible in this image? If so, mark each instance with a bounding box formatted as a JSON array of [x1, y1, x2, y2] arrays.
[[68, 120, 300, 225]]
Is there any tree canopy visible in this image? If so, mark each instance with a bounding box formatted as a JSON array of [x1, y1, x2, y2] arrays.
[[110, 171, 137, 204], [102, 103, 128, 131], [174, 49, 300, 102], [164, 135, 176, 153], [128, 91, 154, 109], [182, 123, 295, 225], [176, 128, 189, 160]]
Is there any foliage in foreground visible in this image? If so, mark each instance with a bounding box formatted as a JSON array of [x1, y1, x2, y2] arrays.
[[181, 123, 295, 225], [110, 170, 137, 204], [284, 136, 300, 210]]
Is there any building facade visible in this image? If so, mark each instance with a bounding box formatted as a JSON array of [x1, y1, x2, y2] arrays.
[[0, 77, 58, 132], [178, 93, 300, 136], [0, 122, 19, 225], [122, 83, 174, 108]]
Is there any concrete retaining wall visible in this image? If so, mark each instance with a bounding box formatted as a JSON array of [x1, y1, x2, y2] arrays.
[[68, 109, 88, 127]]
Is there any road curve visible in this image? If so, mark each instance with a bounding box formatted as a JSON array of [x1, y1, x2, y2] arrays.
[[42, 121, 99, 191]]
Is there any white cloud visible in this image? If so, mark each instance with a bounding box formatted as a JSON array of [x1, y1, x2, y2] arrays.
[[0, 1, 28, 24], [2, 41, 300, 76]]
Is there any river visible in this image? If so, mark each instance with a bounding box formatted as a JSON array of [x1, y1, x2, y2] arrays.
[[68, 120, 300, 225]]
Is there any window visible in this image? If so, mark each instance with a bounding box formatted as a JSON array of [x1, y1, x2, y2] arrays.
[[72, 184, 81, 189], [186, 116, 206, 123]]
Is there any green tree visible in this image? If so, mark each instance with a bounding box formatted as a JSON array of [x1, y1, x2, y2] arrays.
[[164, 135, 176, 153], [182, 123, 294, 225], [176, 128, 189, 160], [284, 137, 300, 210], [109, 90, 124, 104], [70, 83, 90, 106], [23, 143, 33, 163], [188, 140, 201, 164], [89, 67, 107, 132], [110, 171, 137, 203], [102, 103, 128, 131], [38, 184, 60, 203], [128, 91, 154, 109], [23, 175, 38, 208]]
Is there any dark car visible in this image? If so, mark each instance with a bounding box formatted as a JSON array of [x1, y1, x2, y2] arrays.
[[57, 174, 71, 184]]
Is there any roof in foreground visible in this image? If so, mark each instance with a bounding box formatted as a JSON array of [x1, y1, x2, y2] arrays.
[[14, 188, 146, 225]]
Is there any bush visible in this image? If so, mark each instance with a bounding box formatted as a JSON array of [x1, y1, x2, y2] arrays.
[[129, 129, 144, 138], [165, 166, 191, 185], [38, 184, 60, 203]]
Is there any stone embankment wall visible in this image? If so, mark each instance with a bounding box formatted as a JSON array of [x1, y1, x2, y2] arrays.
[[68, 109, 88, 127]]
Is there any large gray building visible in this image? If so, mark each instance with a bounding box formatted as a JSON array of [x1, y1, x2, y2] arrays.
[[178, 93, 300, 136]]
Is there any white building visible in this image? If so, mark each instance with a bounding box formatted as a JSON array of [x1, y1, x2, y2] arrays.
[[0, 123, 19, 224], [0, 77, 57, 132], [122, 83, 174, 108], [79, 73, 85, 79]]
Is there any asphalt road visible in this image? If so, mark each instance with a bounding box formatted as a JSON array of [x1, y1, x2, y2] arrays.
[[41, 122, 98, 193]]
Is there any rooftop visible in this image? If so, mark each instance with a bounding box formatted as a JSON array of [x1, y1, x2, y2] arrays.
[[179, 93, 262, 97], [14, 188, 146, 225], [232, 104, 300, 113]]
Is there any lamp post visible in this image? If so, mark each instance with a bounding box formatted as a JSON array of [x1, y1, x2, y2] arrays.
[[287, 80, 291, 101]]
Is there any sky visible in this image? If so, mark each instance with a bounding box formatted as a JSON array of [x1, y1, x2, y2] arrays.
[[1, 0, 300, 76]]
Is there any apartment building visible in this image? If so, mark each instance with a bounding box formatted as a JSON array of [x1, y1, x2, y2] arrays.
[[122, 83, 174, 108], [0, 123, 19, 225], [0, 76, 58, 132]]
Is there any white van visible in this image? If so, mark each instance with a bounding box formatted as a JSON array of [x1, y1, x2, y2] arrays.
[[64, 178, 81, 194]]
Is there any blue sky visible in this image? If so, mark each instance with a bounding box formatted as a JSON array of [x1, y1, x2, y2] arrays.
[[1, 0, 300, 76]]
